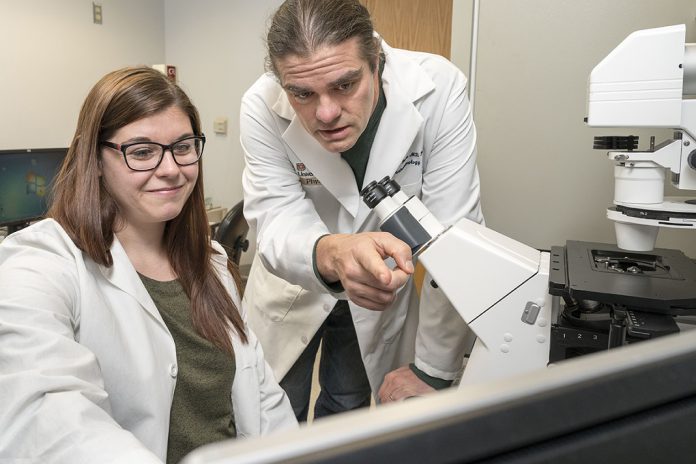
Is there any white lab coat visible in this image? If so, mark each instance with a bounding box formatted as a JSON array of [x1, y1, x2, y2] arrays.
[[240, 40, 484, 393], [0, 219, 296, 464]]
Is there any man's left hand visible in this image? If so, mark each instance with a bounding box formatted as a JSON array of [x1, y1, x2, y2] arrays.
[[378, 366, 435, 403]]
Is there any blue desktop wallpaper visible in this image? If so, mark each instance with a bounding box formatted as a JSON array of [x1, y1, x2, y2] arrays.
[[0, 150, 66, 226]]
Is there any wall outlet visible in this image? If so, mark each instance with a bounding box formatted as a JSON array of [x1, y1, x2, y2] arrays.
[[213, 117, 228, 135]]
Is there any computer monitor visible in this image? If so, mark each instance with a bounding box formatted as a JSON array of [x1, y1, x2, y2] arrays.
[[182, 330, 696, 464], [0, 148, 68, 233]]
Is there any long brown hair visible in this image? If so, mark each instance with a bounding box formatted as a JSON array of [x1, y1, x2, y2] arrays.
[[49, 66, 247, 350]]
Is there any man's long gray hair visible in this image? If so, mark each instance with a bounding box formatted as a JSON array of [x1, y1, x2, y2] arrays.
[[265, 0, 381, 78]]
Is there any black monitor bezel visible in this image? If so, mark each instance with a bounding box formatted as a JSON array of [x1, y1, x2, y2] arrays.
[[181, 331, 696, 464]]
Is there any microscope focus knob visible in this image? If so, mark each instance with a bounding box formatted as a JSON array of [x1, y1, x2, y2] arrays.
[[687, 149, 696, 170], [593, 135, 639, 151]]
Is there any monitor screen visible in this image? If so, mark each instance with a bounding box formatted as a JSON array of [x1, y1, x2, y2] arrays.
[[0, 148, 67, 230]]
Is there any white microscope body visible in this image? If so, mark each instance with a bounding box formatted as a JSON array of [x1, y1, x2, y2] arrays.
[[363, 24, 695, 387], [362, 179, 554, 387], [587, 24, 696, 251], [417, 219, 554, 387]]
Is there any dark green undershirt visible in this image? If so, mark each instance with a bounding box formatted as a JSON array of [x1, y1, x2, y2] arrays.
[[408, 363, 453, 390], [340, 56, 387, 190], [139, 274, 236, 464]]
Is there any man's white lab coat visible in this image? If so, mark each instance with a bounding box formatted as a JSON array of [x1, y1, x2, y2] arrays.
[[0, 219, 296, 464], [240, 40, 484, 393]]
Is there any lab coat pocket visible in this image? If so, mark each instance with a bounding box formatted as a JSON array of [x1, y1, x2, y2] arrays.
[[246, 257, 303, 323]]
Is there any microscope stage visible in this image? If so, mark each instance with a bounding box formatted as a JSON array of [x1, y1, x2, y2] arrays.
[[549, 241, 696, 316]]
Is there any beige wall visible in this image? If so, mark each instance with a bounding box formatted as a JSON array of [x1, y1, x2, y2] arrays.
[[164, 0, 283, 266], [164, 0, 282, 222], [451, 0, 696, 257], [3, 1, 696, 258], [0, 0, 279, 265], [0, 0, 165, 149]]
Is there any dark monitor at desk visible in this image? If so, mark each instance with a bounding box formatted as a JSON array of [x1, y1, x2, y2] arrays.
[[183, 331, 696, 464], [0, 148, 67, 233]]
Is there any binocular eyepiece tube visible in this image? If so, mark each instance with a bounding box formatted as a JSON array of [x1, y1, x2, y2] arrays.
[[360, 176, 444, 253]]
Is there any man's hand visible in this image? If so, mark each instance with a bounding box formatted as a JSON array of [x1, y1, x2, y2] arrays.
[[315, 232, 414, 310], [378, 366, 435, 403]]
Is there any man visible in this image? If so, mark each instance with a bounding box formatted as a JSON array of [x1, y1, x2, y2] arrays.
[[240, 0, 483, 421]]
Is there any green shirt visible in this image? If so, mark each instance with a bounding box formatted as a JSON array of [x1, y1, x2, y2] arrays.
[[139, 274, 236, 464], [340, 56, 387, 190]]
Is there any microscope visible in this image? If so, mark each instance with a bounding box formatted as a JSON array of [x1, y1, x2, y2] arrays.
[[588, 24, 696, 251], [550, 24, 696, 360], [361, 24, 696, 386], [362, 177, 555, 386]]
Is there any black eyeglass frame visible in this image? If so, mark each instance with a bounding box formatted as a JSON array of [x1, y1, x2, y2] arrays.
[[100, 134, 206, 172]]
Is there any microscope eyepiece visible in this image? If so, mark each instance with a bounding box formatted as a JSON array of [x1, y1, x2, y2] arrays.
[[378, 176, 401, 197], [361, 181, 389, 208]]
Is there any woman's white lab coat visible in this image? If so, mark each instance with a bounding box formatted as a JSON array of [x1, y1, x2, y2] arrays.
[[240, 40, 484, 393], [0, 219, 296, 464]]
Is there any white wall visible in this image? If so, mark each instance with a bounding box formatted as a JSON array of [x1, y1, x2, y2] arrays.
[[164, 0, 283, 211], [0, 0, 165, 149], [163, 0, 282, 266], [451, 0, 696, 257]]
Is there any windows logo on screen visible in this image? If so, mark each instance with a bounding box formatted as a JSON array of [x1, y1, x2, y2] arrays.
[[25, 171, 47, 197]]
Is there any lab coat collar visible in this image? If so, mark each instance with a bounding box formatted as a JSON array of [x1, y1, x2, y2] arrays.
[[274, 84, 363, 217], [271, 40, 435, 224], [98, 237, 168, 330], [282, 118, 360, 215], [353, 41, 433, 229], [272, 78, 295, 120], [379, 40, 435, 103]]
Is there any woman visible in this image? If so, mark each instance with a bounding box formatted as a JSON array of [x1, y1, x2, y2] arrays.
[[0, 67, 296, 464]]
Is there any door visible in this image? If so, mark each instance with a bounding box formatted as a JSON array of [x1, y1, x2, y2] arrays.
[[360, 0, 453, 59]]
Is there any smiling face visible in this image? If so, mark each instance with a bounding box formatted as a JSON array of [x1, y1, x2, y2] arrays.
[[276, 37, 379, 153], [100, 105, 199, 234]]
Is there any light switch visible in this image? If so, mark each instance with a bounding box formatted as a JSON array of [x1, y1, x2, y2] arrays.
[[213, 117, 228, 135]]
